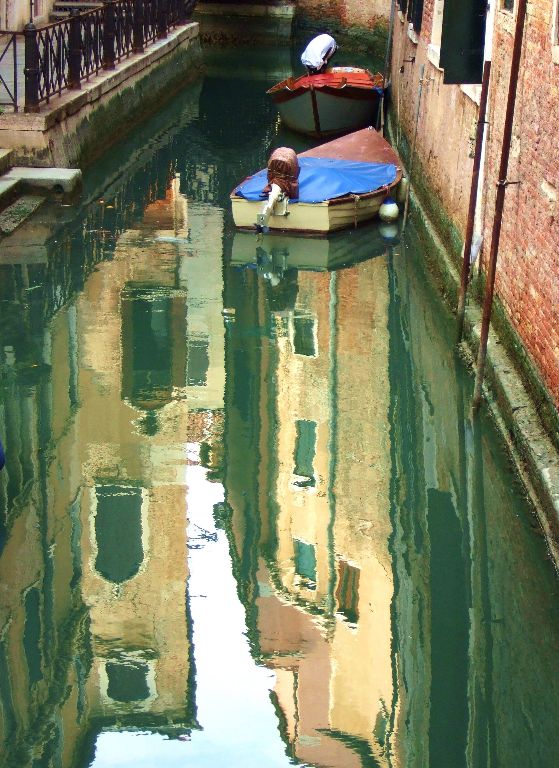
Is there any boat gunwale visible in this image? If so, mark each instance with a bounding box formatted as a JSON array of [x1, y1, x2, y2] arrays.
[[266, 67, 383, 97]]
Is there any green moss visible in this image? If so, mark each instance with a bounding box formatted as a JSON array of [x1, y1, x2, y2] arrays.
[[386, 110, 463, 262]]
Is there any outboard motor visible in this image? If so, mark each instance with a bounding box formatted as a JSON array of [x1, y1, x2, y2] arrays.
[[256, 147, 300, 232]]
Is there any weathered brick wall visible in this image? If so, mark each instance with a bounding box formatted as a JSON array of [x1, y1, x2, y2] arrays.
[[483, 1, 559, 406], [295, 0, 388, 30]]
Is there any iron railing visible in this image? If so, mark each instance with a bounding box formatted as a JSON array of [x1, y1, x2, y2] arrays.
[[0, 33, 19, 110], [0, 0, 196, 113]]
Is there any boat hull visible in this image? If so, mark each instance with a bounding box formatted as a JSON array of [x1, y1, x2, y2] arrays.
[[230, 127, 403, 235], [268, 67, 383, 138], [231, 191, 389, 235]]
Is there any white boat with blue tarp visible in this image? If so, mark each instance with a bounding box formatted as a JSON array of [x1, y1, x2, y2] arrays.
[[230, 127, 404, 235]]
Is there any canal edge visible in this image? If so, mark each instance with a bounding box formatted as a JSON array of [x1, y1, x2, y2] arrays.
[[385, 111, 559, 572]]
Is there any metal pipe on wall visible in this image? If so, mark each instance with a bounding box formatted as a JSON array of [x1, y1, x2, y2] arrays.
[[456, 59, 492, 342], [471, 0, 528, 412]]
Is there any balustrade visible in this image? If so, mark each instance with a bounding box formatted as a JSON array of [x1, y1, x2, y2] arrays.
[[0, 0, 195, 113]]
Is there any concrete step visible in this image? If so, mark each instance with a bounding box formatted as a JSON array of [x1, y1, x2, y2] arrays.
[[0, 195, 46, 236]]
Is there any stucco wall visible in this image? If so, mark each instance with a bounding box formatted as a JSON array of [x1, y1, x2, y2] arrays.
[[390, 1, 479, 247]]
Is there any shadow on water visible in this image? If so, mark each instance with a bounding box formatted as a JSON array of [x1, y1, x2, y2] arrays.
[[0, 42, 559, 768]]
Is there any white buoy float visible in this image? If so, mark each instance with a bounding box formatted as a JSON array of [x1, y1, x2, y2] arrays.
[[378, 195, 400, 223]]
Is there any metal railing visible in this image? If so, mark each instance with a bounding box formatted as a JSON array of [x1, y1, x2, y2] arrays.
[[0, 0, 196, 113], [0, 33, 19, 110]]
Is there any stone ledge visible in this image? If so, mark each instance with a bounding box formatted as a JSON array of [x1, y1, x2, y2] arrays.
[[195, 2, 295, 19], [0, 23, 202, 167], [0, 24, 198, 133]]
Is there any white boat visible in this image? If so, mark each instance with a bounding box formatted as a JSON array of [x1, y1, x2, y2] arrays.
[[230, 127, 404, 235], [267, 67, 384, 138]]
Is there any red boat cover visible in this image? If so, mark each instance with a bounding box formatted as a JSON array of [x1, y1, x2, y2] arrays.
[[264, 147, 300, 199], [294, 71, 383, 90]]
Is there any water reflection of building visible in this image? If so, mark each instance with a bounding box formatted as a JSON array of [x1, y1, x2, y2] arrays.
[[224, 249, 396, 767], [78, 175, 223, 739], [0, 169, 225, 764]]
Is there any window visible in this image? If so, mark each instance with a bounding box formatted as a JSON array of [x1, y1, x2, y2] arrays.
[[440, 0, 487, 84], [502, 0, 514, 11], [408, 0, 424, 34], [293, 419, 316, 487], [335, 560, 360, 623]]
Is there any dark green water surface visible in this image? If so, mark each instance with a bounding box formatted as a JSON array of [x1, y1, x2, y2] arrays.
[[1, 46, 559, 768]]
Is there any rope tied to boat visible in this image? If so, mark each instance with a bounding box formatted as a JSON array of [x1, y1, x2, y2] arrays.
[[352, 194, 361, 227]]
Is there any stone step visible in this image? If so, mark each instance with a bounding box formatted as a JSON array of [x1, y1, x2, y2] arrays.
[[0, 149, 13, 175], [2, 167, 82, 198], [54, 1, 102, 6], [0, 195, 45, 236], [0, 178, 20, 209]]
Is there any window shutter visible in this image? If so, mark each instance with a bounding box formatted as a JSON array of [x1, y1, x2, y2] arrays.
[[440, 0, 487, 84]]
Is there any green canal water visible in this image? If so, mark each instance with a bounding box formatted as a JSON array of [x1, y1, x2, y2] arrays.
[[1, 46, 559, 768]]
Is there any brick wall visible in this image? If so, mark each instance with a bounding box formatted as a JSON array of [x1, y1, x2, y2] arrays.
[[390, 0, 559, 411], [483, 1, 559, 406]]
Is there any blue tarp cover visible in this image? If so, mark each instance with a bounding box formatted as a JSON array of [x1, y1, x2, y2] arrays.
[[234, 157, 397, 204]]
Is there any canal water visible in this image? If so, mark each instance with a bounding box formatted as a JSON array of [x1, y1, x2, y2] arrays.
[[1, 46, 559, 768]]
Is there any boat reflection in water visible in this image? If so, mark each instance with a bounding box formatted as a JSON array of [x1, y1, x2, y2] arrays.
[[231, 220, 399, 290]]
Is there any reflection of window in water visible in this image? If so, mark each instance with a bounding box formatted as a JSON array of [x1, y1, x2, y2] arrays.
[[335, 560, 360, 623], [294, 539, 317, 588], [130, 295, 172, 395], [121, 286, 187, 407], [293, 311, 316, 357], [23, 587, 43, 685], [95, 485, 143, 583], [186, 336, 209, 386], [106, 660, 150, 703], [293, 419, 316, 487]]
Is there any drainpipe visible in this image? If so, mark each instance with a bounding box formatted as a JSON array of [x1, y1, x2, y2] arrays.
[[472, 0, 528, 412], [456, 59, 491, 342]]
